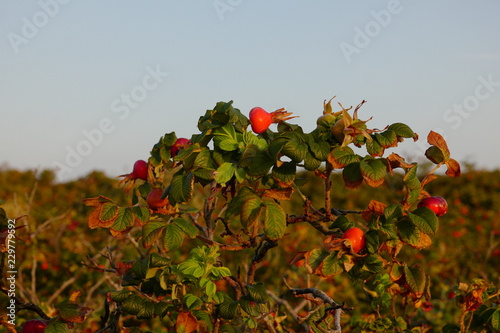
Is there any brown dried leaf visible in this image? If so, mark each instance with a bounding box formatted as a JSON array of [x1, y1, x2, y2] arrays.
[[427, 131, 450, 156], [387, 153, 415, 170], [261, 188, 294, 201], [83, 196, 113, 207], [445, 158, 461, 178], [420, 174, 438, 187], [361, 200, 387, 222], [175, 311, 199, 333], [409, 232, 432, 250]]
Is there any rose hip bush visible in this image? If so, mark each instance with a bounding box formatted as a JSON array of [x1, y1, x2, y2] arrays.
[[79, 98, 467, 332]]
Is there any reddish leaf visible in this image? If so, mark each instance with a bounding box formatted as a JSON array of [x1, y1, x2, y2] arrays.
[[386, 153, 414, 170], [427, 131, 450, 156], [175, 311, 199, 333], [445, 158, 461, 178]]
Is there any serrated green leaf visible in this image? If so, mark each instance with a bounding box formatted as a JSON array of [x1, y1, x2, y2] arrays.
[[246, 282, 269, 303], [362, 254, 384, 274], [321, 252, 345, 276], [111, 207, 134, 231], [303, 151, 322, 171], [109, 290, 135, 302], [378, 130, 398, 148], [403, 165, 421, 190], [398, 218, 420, 246], [241, 195, 263, 232], [387, 123, 416, 139], [142, 221, 166, 248], [360, 158, 387, 187], [219, 300, 239, 319], [149, 252, 171, 268], [177, 260, 203, 277], [173, 217, 199, 238], [154, 301, 171, 318], [240, 297, 262, 317], [263, 200, 286, 240], [490, 309, 500, 331], [163, 224, 184, 251], [183, 294, 203, 310], [384, 204, 404, 221], [405, 188, 421, 207], [308, 140, 331, 161], [365, 229, 380, 254], [408, 207, 439, 235], [136, 301, 155, 319], [122, 296, 144, 315], [272, 161, 296, 184], [131, 205, 150, 224], [328, 146, 360, 169], [210, 266, 231, 279], [404, 265, 426, 295], [425, 146, 446, 164], [100, 203, 118, 222], [366, 136, 384, 157], [205, 280, 217, 297], [215, 162, 236, 185], [342, 162, 363, 189], [169, 172, 194, 205], [193, 309, 214, 331]]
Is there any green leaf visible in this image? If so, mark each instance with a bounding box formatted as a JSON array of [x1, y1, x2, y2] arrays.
[[360, 158, 387, 187], [44, 321, 69, 333], [384, 204, 404, 221], [131, 205, 150, 224], [193, 310, 214, 331], [215, 162, 236, 185], [214, 124, 240, 151], [321, 252, 345, 276], [205, 280, 217, 296], [328, 146, 360, 169], [246, 282, 269, 303], [111, 207, 135, 232], [219, 300, 239, 319], [308, 140, 331, 161], [163, 223, 184, 251], [169, 172, 194, 205], [403, 165, 421, 190], [122, 296, 144, 315], [183, 294, 203, 310], [397, 218, 420, 246], [239, 297, 262, 317], [366, 136, 384, 157], [210, 266, 231, 279], [365, 229, 380, 254], [136, 301, 155, 319], [425, 146, 446, 164], [377, 130, 398, 148], [154, 302, 171, 318], [177, 260, 204, 277], [142, 221, 166, 248], [272, 161, 296, 185], [342, 162, 363, 189], [408, 207, 439, 235], [263, 200, 287, 240], [387, 123, 416, 139], [100, 203, 118, 222], [241, 195, 263, 232], [404, 265, 426, 295], [329, 215, 355, 232], [362, 254, 384, 274], [109, 290, 134, 302], [173, 217, 199, 238], [303, 151, 322, 171], [149, 252, 171, 268]]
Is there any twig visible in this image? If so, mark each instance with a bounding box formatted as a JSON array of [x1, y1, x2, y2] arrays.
[[247, 240, 277, 285]]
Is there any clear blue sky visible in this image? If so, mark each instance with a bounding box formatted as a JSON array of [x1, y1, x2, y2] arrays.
[[1, 1, 500, 181]]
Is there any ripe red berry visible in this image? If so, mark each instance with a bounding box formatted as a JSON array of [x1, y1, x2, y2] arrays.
[[131, 160, 148, 181], [146, 188, 170, 209], [417, 196, 448, 216], [21, 319, 47, 333], [171, 138, 191, 157], [341, 227, 366, 253], [249, 107, 273, 134]]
